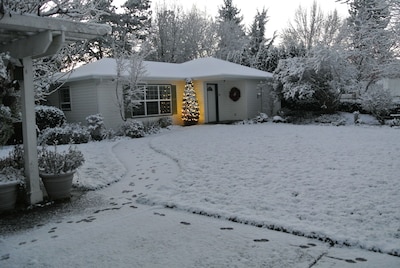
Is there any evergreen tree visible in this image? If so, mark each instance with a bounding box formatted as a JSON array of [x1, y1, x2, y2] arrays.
[[244, 8, 276, 70], [217, 0, 243, 24], [181, 79, 200, 126], [76, 0, 152, 61], [215, 0, 248, 63], [340, 0, 400, 90]]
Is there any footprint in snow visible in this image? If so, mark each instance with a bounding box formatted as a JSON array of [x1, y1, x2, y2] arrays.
[[326, 256, 367, 263], [153, 212, 165, 216], [1, 254, 10, 261], [355, 258, 367, 262], [253, 239, 269, 242], [122, 190, 134, 193], [220, 227, 234, 230]]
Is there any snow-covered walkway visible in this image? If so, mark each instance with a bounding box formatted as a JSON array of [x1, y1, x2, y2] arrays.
[[1, 125, 400, 267]]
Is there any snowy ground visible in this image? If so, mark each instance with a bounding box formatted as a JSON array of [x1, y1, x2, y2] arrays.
[[1, 119, 400, 267], [138, 123, 400, 256]]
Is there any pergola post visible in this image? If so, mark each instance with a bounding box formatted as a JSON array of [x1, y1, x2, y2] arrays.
[[0, 12, 110, 205], [21, 56, 42, 204]]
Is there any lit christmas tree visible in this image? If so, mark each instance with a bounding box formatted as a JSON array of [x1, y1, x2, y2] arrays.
[[181, 78, 200, 126]]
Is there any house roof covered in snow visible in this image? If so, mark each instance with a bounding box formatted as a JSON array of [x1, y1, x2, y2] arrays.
[[64, 57, 273, 82]]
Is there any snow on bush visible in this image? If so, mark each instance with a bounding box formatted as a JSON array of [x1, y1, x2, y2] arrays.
[[35, 105, 66, 131], [38, 123, 90, 145], [158, 117, 173, 128], [235, 113, 269, 125], [0, 105, 14, 146], [142, 120, 161, 135], [272, 115, 286, 123], [389, 118, 400, 127], [118, 120, 145, 138], [361, 84, 394, 125], [314, 113, 346, 126], [86, 113, 106, 141]]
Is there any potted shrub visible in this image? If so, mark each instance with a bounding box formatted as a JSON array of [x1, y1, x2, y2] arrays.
[[38, 145, 84, 200], [0, 146, 25, 212]]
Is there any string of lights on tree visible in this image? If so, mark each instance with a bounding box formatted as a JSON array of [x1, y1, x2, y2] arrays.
[[181, 78, 200, 126]]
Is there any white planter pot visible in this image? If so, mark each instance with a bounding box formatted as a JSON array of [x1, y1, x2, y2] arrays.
[[40, 172, 75, 200], [0, 181, 19, 212]]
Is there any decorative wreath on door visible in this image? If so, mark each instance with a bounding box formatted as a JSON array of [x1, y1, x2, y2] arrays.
[[229, 87, 241, 102]]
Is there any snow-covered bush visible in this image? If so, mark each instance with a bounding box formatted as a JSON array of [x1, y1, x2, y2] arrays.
[[0, 145, 24, 171], [158, 117, 173, 128], [86, 114, 106, 141], [118, 120, 145, 138], [35, 105, 66, 131], [273, 46, 356, 113], [142, 120, 161, 135], [272, 116, 286, 123], [0, 105, 14, 146], [0, 145, 25, 185], [38, 123, 90, 145], [389, 118, 400, 127], [38, 145, 85, 174], [361, 84, 394, 125], [255, 113, 269, 123], [314, 113, 346, 126]]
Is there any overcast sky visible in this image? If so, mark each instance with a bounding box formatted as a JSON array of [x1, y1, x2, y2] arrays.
[[114, 0, 349, 38]]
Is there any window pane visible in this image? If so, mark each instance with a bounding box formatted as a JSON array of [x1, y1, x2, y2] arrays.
[[160, 85, 171, 100], [132, 102, 145, 116], [160, 101, 171, 114], [146, 86, 159, 100], [59, 87, 71, 111], [61, 103, 71, 111], [146, 101, 159, 115], [124, 85, 144, 100]]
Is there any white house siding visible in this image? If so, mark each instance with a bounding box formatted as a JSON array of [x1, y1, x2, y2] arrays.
[[246, 79, 280, 118], [246, 80, 263, 119], [61, 80, 98, 125], [381, 78, 400, 104], [96, 79, 125, 130], [217, 80, 247, 121]]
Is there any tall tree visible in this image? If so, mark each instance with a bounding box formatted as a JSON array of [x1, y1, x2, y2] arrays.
[[72, 0, 152, 62], [339, 0, 400, 91], [150, 3, 216, 63], [244, 8, 276, 70], [215, 0, 248, 63], [281, 1, 343, 51]]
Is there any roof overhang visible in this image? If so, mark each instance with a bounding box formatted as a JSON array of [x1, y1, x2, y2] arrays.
[[0, 13, 111, 59]]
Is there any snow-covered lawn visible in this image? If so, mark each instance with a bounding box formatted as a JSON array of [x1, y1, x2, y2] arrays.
[[1, 122, 399, 257], [139, 123, 400, 256]]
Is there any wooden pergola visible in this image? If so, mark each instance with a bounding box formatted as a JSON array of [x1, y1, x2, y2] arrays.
[[0, 13, 110, 204]]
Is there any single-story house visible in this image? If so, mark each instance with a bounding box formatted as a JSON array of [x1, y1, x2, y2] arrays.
[[380, 78, 400, 104], [47, 57, 279, 130], [340, 78, 400, 105]]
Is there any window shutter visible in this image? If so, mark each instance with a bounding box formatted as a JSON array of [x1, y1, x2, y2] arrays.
[[171, 85, 177, 115]]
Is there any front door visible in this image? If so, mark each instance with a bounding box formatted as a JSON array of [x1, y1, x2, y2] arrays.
[[206, 83, 219, 123]]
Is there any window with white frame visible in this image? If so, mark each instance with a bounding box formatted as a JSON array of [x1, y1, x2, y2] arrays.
[[128, 84, 172, 117], [59, 86, 71, 111]]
